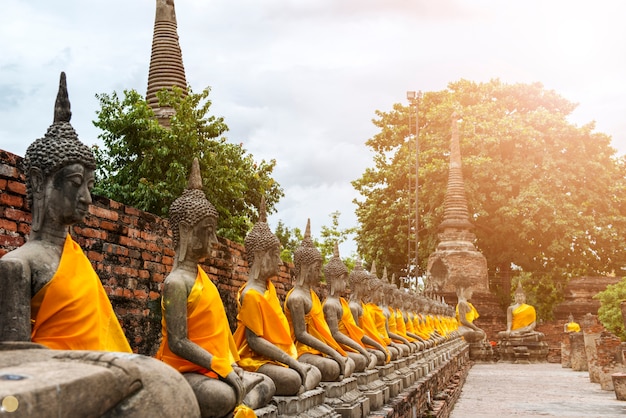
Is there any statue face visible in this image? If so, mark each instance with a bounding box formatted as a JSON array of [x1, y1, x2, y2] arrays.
[[515, 292, 526, 304], [190, 216, 218, 258], [45, 163, 94, 226], [334, 272, 347, 293], [257, 244, 282, 279]]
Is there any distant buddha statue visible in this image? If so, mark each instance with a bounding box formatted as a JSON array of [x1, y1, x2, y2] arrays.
[[497, 282, 544, 339], [347, 260, 392, 364], [455, 286, 486, 343], [284, 219, 355, 381], [322, 243, 377, 372], [156, 159, 275, 417], [0, 72, 199, 417], [564, 313, 581, 333], [233, 197, 321, 396]]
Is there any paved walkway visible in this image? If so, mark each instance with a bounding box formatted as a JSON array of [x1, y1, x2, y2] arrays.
[[449, 362, 626, 417]]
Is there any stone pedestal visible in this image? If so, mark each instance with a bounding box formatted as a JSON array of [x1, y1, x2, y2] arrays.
[[319, 377, 369, 418], [254, 404, 278, 418], [468, 340, 496, 362], [272, 388, 339, 418], [392, 356, 415, 388], [561, 332, 572, 368], [497, 335, 549, 363], [354, 369, 386, 411], [569, 332, 588, 371], [377, 363, 402, 400], [583, 331, 602, 383], [612, 373, 626, 401]]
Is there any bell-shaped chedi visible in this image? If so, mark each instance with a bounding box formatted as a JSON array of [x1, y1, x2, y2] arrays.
[[146, 0, 188, 127], [426, 114, 489, 295]]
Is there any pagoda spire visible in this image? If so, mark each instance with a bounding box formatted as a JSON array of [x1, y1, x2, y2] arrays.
[[436, 113, 476, 249], [146, 0, 188, 126]]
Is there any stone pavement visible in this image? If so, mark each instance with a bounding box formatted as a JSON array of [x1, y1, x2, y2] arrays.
[[449, 362, 626, 417]]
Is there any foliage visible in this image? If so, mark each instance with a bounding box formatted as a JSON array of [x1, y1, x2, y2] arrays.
[[510, 272, 565, 321], [353, 79, 626, 318], [594, 278, 626, 341], [274, 220, 302, 264], [92, 87, 283, 243]]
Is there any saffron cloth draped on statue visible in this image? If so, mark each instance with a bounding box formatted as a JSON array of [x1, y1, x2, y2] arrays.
[[511, 303, 536, 331], [336, 297, 365, 349], [156, 266, 238, 379], [456, 302, 480, 326], [366, 303, 393, 345], [30, 234, 131, 352], [284, 288, 346, 357], [233, 281, 298, 371]]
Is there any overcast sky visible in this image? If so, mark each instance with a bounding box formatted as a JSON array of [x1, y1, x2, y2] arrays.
[[2, 0, 625, 257]]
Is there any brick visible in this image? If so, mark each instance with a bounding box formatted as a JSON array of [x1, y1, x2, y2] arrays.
[[89, 205, 119, 222], [7, 180, 26, 195], [0, 163, 19, 178], [79, 227, 106, 240], [133, 289, 149, 299], [149, 291, 160, 300], [87, 251, 104, 262], [5, 208, 31, 223], [0, 234, 24, 248], [0, 179, 6, 189], [0, 193, 24, 208], [0, 218, 17, 232]]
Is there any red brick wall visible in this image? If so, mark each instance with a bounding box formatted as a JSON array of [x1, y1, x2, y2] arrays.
[[0, 149, 294, 355]]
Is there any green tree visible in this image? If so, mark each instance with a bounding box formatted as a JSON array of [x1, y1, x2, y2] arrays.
[[353, 79, 626, 319], [274, 220, 302, 263], [594, 278, 626, 341], [93, 87, 283, 243], [318, 211, 357, 265]]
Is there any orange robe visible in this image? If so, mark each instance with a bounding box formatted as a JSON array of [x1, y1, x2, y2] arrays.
[[284, 288, 346, 357], [367, 303, 392, 345], [394, 309, 415, 342], [456, 302, 479, 326], [335, 297, 365, 350], [30, 234, 131, 352], [156, 266, 238, 379], [511, 304, 536, 331], [233, 281, 298, 371], [412, 314, 431, 340]]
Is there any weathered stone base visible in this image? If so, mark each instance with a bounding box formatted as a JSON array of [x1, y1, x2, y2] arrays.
[[255, 404, 279, 418], [468, 341, 496, 362], [497, 338, 549, 363], [354, 369, 386, 411], [272, 388, 340, 418], [319, 377, 369, 418]]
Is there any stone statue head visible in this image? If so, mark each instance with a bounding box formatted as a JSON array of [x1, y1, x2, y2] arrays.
[[324, 242, 348, 294], [244, 196, 281, 278], [23, 72, 96, 232], [169, 158, 218, 261], [348, 259, 368, 298], [293, 219, 322, 285], [514, 281, 526, 304]]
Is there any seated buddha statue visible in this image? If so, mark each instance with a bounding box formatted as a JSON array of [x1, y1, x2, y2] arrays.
[[379, 278, 413, 356], [233, 197, 321, 396], [322, 243, 377, 372], [0, 72, 199, 417], [156, 159, 275, 417], [497, 283, 544, 340], [346, 260, 390, 365], [564, 313, 581, 333], [455, 286, 486, 343], [284, 220, 355, 382]]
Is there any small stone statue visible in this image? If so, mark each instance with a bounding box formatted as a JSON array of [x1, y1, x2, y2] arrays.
[[284, 219, 355, 381], [455, 286, 486, 343], [322, 243, 377, 372], [564, 313, 581, 333], [497, 282, 544, 339], [156, 159, 275, 417], [233, 197, 321, 396], [347, 260, 391, 364], [379, 274, 412, 356]]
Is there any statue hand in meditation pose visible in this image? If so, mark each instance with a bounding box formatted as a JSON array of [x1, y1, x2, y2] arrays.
[[497, 282, 544, 339], [156, 159, 275, 417], [455, 286, 486, 343], [322, 243, 377, 372], [233, 197, 321, 396], [284, 220, 355, 381]]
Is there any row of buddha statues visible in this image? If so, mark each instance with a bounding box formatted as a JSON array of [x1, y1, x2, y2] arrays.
[[0, 73, 464, 418], [0, 72, 546, 417]]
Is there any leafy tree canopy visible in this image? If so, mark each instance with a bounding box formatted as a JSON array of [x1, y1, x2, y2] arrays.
[[92, 86, 283, 243], [353, 79, 626, 318], [594, 278, 626, 341]]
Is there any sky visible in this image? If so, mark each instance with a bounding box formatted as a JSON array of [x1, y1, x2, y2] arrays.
[[2, 0, 626, 257]]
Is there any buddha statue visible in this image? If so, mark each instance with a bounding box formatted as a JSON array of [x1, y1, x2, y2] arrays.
[[497, 282, 544, 340], [233, 197, 321, 396], [456, 286, 486, 343], [347, 260, 392, 364], [399, 292, 427, 350], [0, 72, 199, 417], [284, 219, 355, 381], [156, 158, 275, 417], [564, 313, 581, 333], [322, 243, 377, 372], [379, 278, 413, 356]]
